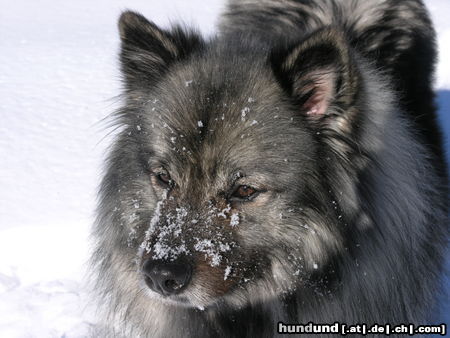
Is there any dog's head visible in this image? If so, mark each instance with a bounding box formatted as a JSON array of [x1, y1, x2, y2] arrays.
[[113, 11, 369, 309]]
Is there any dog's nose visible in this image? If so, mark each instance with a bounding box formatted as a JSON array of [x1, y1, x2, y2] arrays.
[[142, 259, 192, 296]]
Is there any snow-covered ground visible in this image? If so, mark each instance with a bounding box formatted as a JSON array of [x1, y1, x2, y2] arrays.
[[0, 0, 448, 336]]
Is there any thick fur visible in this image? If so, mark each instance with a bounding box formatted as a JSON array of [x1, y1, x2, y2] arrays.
[[91, 1, 449, 337]]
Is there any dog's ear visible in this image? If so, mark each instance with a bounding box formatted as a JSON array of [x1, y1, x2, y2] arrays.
[[271, 28, 360, 130], [272, 29, 371, 229], [118, 11, 204, 91]]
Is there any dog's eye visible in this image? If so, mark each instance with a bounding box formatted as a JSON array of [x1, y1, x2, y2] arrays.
[[232, 185, 258, 200], [156, 172, 172, 187]]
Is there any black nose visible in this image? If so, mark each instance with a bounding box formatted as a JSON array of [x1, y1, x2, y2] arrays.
[[142, 259, 192, 296]]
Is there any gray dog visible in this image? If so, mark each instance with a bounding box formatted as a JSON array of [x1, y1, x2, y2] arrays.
[[91, 0, 449, 336]]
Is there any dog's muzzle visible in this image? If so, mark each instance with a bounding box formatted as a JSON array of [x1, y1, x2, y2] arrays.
[[142, 258, 192, 296]]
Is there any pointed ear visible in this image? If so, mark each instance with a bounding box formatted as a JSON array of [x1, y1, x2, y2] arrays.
[[271, 28, 360, 128], [118, 11, 204, 91], [272, 30, 372, 229]]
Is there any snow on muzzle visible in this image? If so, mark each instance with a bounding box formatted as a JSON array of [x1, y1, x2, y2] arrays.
[[138, 196, 240, 296]]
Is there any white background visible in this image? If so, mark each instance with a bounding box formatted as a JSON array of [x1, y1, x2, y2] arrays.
[[0, 0, 448, 336]]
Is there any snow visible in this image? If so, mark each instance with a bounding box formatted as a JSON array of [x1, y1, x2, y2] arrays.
[[140, 199, 236, 266], [224, 266, 232, 280], [0, 223, 95, 336], [217, 204, 232, 218], [140, 191, 168, 251], [148, 204, 190, 261], [241, 107, 250, 121], [141, 198, 236, 267], [230, 213, 240, 227], [194, 239, 225, 267], [0, 0, 449, 336]]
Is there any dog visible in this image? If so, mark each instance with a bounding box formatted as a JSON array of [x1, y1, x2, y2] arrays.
[[91, 0, 449, 336]]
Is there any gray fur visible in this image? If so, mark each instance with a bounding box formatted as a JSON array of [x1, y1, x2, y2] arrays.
[[90, 1, 448, 337]]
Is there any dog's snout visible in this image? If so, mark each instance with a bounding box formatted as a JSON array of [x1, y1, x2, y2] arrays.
[[142, 259, 192, 296]]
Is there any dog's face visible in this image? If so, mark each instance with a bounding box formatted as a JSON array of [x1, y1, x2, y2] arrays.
[[115, 12, 361, 309]]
